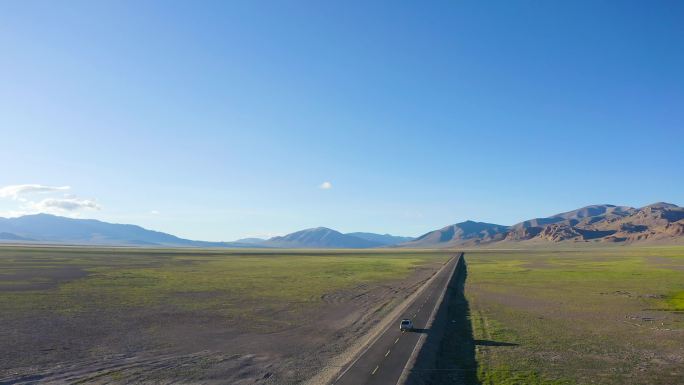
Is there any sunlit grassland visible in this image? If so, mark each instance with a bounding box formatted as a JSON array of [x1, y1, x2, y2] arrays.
[[0, 247, 450, 324], [465, 247, 684, 385]]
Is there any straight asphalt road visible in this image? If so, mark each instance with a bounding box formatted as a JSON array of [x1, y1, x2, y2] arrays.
[[333, 252, 461, 385]]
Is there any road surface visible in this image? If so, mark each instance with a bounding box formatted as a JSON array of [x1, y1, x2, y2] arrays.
[[333, 253, 461, 385]]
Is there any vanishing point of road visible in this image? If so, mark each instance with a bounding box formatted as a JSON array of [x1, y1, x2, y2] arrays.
[[333, 252, 461, 385]]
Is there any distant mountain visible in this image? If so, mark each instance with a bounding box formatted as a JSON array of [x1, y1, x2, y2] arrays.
[[0, 214, 259, 248], [345, 232, 413, 246], [234, 237, 266, 244], [262, 227, 383, 248], [0, 215, 406, 249], [401, 221, 510, 248], [0, 232, 35, 241], [398, 203, 684, 247]]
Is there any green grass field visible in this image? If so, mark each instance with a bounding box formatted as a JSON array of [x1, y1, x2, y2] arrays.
[[0, 247, 449, 328], [464, 247, 684, 385]]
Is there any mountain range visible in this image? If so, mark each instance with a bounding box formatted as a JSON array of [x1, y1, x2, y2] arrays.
[[0, 214, 411, 248], [0, 214, 255, 248], [403, 202, 684, 247], [0, 202, 682, 248]]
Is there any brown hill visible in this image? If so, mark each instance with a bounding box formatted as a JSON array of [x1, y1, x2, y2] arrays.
[[596, 202, 684, 243], [400, 203, 684, 247]]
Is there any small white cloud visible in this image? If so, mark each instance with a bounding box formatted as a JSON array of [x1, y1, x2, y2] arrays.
[[32, 198, 101, 212], [319, 181, 332, 190], [150, 210, 160, 215], [0, 184, 70, 200]]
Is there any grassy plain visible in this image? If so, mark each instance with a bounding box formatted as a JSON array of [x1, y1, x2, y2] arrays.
[[0, 248, 436, 324], [4, 245, 681, 384], [464, 247, 684, 385], [0, 246, 450, 384]]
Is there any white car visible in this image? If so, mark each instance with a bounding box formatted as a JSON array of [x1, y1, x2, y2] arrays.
[[400, 319, 413, 331]]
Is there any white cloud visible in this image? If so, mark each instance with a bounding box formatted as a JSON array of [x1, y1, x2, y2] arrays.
[[150, 210, 160, 215], [32, 198, 101, 212], [0, 184, 100, 217], [319, 181, 332, 190], [0, 184, 70, 200]]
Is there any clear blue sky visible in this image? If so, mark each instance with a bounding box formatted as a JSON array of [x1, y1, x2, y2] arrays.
[[1, 1, 682, 241]]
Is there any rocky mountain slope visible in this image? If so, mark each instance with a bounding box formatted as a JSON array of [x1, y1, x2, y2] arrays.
[[507, 203, 683, 244], [401, 203, 684, 247]]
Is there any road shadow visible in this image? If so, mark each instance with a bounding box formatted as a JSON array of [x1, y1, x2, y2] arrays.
[[405, 254, 481, 385], [411, 328, 429, 334], [475, 340, 518, 347]]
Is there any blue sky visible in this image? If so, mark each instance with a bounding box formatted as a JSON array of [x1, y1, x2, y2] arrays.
[[1, 0, 682, 241]]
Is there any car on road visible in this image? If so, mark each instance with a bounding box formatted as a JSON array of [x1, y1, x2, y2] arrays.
[[400, 318, 413, 331]]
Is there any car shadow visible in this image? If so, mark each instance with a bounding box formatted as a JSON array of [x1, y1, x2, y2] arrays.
[[410, 328, 429, 334]]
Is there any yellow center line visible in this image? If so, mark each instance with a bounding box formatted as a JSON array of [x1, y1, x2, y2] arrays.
[[371, 365, 379, 375], [385, 349, 391, 357]]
